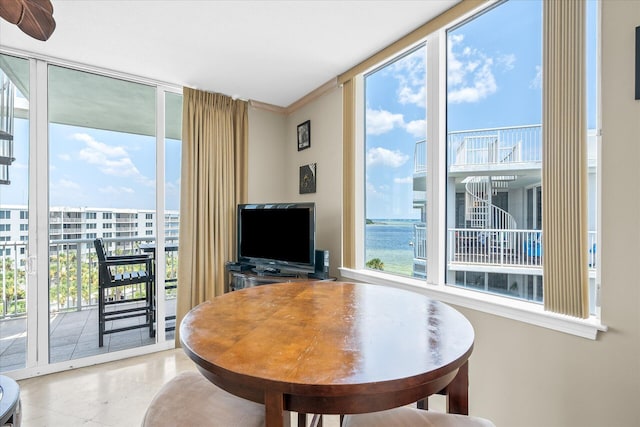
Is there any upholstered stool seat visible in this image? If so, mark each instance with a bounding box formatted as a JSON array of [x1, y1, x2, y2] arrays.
[[142, 371, 265, 427], [342, 407, 496, 427]]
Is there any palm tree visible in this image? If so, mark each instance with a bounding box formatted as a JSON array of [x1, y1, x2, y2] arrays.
[[366, 258, 385, 271]]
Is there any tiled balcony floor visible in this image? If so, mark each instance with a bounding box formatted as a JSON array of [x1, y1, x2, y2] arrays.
[[0, 299, 176, 373]]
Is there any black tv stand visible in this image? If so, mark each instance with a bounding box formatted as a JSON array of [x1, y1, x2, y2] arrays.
[[252, 267, 298, 277], [226, 268, 334, 291]]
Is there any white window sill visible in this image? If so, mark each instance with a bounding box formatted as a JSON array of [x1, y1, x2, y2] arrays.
[[339, 267, 607, 340]]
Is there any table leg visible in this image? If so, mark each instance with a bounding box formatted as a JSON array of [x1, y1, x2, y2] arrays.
[[417, 398, 428, 409], [265, 391, 291, 427], [446, 361, 469, 415], [298, 413, 307, 426]]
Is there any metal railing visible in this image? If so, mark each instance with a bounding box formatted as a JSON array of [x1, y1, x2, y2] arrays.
[[413, 224, 427, 260], [0, 236, 179, 319], [413, 125, 598, 174], [414, 139, 427, 173], [448, 124, 542, 167], [445, 228, 597, 269]]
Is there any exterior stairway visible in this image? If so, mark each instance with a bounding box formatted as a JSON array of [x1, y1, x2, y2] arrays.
[[0, 70, 15, 185], [465, 177, 517, 252]]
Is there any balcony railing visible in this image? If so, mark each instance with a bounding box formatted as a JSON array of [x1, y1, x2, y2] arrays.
[[412, 226, 597, 271], [0, 236, 178, 319], [448, 124, 542, 167], [414, 140, 426, 174], [413, 125, 598, 174], [414, 224, 426, 259], [445, 228, 597, 270]]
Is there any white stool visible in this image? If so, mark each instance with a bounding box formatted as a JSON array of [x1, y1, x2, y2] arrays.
[[342, 407, 496, 427], [142, 371, 265, 427]]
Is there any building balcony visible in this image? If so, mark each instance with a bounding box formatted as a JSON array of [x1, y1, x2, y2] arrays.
[[0, 236, 179, 372], [413, 125, 598, 177], [412, 226, 597, 274]]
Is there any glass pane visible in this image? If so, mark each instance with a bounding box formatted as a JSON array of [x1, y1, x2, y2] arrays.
[[48, 65, 156, 361], [446, 0, 543, 300], [0, 54, 29, 372], [445, 0, 598, 312], [164, 91, 181, 339], [364, 45, 427, 278]]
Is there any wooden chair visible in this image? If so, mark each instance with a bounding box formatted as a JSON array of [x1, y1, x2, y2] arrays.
[[141, 371, 265, 427], [342, 407, 496, 427], [94, 238, 154, 347]]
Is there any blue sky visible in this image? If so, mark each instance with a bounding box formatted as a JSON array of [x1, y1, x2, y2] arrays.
[[4, 118, 181, 211], [2, 1, 596, 219], [364, 0, 596, 220]]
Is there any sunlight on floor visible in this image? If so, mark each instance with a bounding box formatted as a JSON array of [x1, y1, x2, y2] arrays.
[[17, 349, 341, 427]]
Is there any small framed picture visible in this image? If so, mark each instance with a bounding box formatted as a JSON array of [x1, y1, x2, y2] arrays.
[[299, 163, 316, 194], [297, 120, 311, 151]]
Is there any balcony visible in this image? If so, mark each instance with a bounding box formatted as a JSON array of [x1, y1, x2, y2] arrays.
[[0, 236, 178, 372], [413, 124, 598, 177], [411, 226, 596, 273]]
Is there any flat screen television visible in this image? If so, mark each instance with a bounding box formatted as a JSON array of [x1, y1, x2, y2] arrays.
[[237, 203, 315, 274]]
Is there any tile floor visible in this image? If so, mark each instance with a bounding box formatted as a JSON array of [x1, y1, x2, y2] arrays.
[[17, 349, 341, 427], [1, 300, 176, 372]]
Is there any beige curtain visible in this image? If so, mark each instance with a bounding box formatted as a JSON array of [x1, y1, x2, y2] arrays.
[[542, 0, 589, 318], [175, 88, 248, 345]]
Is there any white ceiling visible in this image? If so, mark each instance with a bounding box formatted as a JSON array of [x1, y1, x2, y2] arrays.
[[0, 0, 459, 108]]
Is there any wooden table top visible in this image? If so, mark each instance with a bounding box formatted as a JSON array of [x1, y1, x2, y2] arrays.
[[180, 281, 474, 422]]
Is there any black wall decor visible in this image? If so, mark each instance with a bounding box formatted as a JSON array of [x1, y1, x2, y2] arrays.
[[299, 163, 316, 194]]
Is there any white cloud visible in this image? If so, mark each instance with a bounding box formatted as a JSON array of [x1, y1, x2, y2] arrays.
[[58, 154, 71, 161], [398, 85, 426, 107], [74, 133, 128, 158], [394, 176, 413, 184], [389, 48, 426, 107], [166, 181, 179, 193], [58, 179, 81, 190], [366, 181, 379, 196], [447, 33, 506, 104], [99, 186, 135, 194], [72, 133, 153, 186], [366, 108, 427, 139], [405, 119, 426, 139], [498, 54, 516, 71], [366, 147, 409, 168], [366, 108, 404, 135], [530, 65, 542, 89]]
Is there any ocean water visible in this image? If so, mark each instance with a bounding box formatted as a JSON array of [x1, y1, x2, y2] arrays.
[[365, 220, 417, 276]]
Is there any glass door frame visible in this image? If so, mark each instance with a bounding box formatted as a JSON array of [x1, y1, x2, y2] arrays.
[[4, 50, 182, 379]]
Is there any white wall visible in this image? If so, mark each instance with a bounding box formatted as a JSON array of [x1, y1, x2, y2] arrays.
[[247, 88, 344, 278], [284, 88, 343, 279], [246, 1, 640, 425], [247, 106, 287, 203]]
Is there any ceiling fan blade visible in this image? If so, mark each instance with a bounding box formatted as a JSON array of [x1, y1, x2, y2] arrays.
[[0, 0, 56, 41]]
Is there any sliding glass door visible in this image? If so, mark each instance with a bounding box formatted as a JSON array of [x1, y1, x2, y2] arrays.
[[48, 65, 158, 360], [0, 54, 30, 372], [0, 51, 182, 375]]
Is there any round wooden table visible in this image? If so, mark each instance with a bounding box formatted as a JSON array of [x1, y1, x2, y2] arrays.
[[181, 281, 474, 427]]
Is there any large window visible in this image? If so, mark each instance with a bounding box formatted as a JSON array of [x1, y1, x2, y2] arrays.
[[356, 0, 599, 321], [364, 45, 427, 277], [445, 1, 545, 303]]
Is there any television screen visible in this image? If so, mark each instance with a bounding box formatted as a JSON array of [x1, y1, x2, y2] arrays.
[[237, 203, 315, 272]]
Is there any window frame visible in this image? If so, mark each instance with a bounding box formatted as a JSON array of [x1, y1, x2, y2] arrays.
[[0, 47, 183, 378], [340, 0, 605, 340]]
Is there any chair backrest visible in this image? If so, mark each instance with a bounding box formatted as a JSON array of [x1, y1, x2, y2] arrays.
[[94, 238, 106, 261], [93, 238, 113, 282]]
